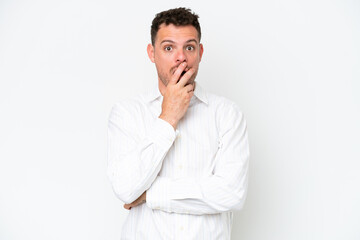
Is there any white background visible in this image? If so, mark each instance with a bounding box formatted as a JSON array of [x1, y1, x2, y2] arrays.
[[0, 0, 359, 239]]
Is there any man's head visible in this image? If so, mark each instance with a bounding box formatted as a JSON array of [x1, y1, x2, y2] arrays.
[[147, 8, 204, 92], [150, 7, 201, 46]]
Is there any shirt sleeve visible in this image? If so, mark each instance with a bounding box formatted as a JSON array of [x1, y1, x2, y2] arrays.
[[146, 104, 250, 215], [107, 101, 178, 204]]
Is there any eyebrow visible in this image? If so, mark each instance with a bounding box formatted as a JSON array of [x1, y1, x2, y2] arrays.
[[160, 39, 198, 45]]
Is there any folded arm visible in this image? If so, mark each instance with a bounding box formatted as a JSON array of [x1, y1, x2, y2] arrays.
[[146, 104, 250, 215]]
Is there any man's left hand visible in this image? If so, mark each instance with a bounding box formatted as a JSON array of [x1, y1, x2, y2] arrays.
[[123, 191, 146, 210]]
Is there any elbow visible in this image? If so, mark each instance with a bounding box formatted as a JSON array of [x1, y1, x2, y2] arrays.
[[231, 197, 246, 212], [110, 183, 139, 204], [107, 169, 138, 204], [116, 191, 136, 204], [210, 189, 247, 213], [229, 170, 249, 212], [230, 188, 248, 212]]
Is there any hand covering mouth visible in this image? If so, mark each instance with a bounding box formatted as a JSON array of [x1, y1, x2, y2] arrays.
[[180, 67, 190, 76]]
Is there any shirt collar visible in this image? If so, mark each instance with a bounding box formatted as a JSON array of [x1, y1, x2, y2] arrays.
[[143, 81, 208, 105]]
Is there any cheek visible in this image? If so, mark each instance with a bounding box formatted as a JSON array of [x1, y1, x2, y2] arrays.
[[155, 62, 170, 76], [157, 56, 172, 68], [155, 55, 170, 66], [188, 53, 200, 63]]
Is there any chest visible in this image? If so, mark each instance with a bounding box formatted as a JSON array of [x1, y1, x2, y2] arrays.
[[144, 101, 221, 178]]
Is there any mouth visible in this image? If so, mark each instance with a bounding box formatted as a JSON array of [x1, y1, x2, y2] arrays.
[[174, 66, 190, 83], [180, 67, 190, 76]]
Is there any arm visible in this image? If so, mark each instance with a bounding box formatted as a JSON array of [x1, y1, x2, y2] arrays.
[[146, 104, 250, 215], [108, 62, 195, 206], [107, 101, 177, 204]]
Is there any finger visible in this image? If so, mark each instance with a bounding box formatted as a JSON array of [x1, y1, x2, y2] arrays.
[[178, 68, 195, 87], [189, 91, 194, 98], [169, 62, 187, 85], [184, 82, 195, 93], [185, 90, 194, 100]]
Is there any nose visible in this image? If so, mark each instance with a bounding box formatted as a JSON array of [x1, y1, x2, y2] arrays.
[[176, 49, 187, 63]]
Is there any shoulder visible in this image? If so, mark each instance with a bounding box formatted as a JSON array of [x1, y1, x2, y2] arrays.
[[206, 91, 245, 119], [204, 91, 248, 136], [109, 93, 148, 121]]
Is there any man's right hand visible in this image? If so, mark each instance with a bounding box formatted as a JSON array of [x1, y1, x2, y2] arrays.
[[159, 62, 195, 130]]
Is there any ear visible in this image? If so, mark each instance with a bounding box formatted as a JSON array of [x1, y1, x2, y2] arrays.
[[199, 43, 204, 62], [147, 43, 155, 63]]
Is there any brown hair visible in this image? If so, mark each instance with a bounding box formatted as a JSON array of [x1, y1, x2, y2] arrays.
[[151, 7, 201, 45]]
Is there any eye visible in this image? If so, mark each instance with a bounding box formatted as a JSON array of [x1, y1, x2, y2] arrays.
[[164, 46, 172, 51], [186, 45, 195, 51]]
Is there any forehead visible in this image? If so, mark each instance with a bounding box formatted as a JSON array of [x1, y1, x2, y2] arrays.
[[156, 23, 199, 44]]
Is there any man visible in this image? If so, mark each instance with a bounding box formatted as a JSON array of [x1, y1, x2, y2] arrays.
[[107, 7, 249, 239]]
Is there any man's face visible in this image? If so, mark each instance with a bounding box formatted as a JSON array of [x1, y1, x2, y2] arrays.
[[147, 23, 204, 88]]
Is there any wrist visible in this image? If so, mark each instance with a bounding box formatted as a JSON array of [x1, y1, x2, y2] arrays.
[[159, 114, 178, 130]]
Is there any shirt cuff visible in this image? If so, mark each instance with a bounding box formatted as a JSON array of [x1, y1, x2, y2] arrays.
[[148, 117, 179, 150]]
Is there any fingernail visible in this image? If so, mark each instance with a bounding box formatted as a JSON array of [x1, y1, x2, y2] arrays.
[[182, 62, 186, 66]]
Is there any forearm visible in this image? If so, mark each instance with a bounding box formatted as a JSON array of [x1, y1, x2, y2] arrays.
[[146, 159, 249, 215], [107, 102, 178, 204], [107, 134, 169, 204]]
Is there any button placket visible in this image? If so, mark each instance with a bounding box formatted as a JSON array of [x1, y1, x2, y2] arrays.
[[175, 125, 182, 175]]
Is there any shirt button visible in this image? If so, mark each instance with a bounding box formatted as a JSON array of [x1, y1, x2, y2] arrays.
[[180, 226, 184, 231], [178, 164, 183, 170]]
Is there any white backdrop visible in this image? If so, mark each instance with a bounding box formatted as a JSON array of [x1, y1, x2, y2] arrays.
[[0, 0, 359, 239]]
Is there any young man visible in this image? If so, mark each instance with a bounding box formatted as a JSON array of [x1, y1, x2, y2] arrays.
[[107, 7, 250, 239]]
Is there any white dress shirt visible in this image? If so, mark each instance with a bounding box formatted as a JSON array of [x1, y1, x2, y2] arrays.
[[107, 82, 250, 240]]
